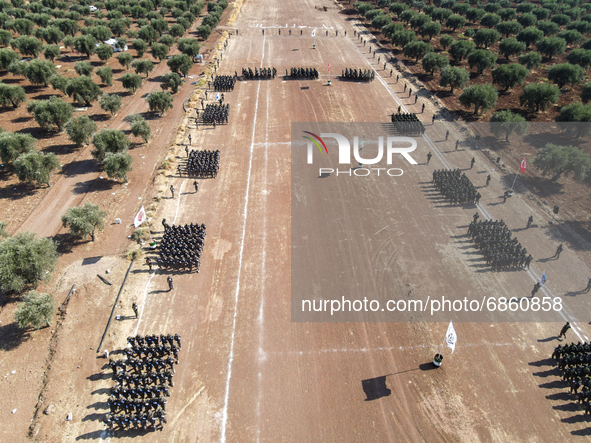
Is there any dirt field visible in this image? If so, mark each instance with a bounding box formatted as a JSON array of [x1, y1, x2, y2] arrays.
[[2, 0, 591, 442]]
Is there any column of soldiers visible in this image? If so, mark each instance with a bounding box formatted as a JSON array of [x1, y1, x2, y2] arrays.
[[212, 75, 236, 91], [552, 342, 591, 415], [157, 222, 206, 272], [241, 67, 276, 79], [286, 67, 319, 78], [201, 103, 229, 125], [185, 149, 220, 178], [340, 68, 374, 82], [103, 334, 182, 432], [432, 169, 480, 205], [467, 219, 533, 270], [390, 112, 425, 136]]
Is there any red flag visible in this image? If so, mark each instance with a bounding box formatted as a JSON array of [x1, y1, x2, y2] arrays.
[[520, 157, 526, 173], [328, 62, 331, 71]]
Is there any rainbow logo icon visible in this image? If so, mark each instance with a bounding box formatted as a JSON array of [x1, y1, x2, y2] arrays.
[[302, 131, 328, 155]]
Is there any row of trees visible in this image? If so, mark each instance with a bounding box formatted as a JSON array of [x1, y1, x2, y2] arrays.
[[356, 0, 591, 116], [0, 0, 231, 333]]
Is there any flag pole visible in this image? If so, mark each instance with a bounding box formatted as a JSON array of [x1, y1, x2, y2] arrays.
[[510, 170, 519, 191], [144, 219, 153, 243], [438, 336, 445, 356], [512, 157, 526, 191]]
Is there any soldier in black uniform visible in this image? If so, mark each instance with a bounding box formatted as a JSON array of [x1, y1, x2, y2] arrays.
[[527, 215, 533, 228], [170, 185, 175, 199], [559, 322, 571, 339], [167, 276, 174, 291], [426, 152, 432, 165], [554, 244, 564, 259], [132, 302, 138, 318]]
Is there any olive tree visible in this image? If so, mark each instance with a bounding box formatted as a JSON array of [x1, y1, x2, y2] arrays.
[[61, 203, 107, 241]]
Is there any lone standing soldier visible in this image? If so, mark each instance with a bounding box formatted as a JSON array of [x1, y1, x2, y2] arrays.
[[432, 115, 436, 124], [421, 103, 425, 113], [531, 282, 541, 297], [167, 276, 174, 291], [470, 157, 475, 169], [188, 134, 192, 146], [486, 174, 491, 186], [193, 180, 199, 193], [185, 146, 189, 157], [527, 215, 533, 228], [415, 95, 418, 104], [132, 302, 138, 319], [554, 244, 564, 259], [170, 185, 175, 199], [146, 257, 153, 271], [445, 130, 449, 141], [559, 322, 571, 339], [426, 152, 432, 165], [473, 212, 479, 223], [455, 140, 459, 150], [503, 191, 508, 203], [585, 277, 591, 293]]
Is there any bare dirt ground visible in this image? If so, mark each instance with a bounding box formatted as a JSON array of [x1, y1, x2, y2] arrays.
[[3, 0, 591, 442]]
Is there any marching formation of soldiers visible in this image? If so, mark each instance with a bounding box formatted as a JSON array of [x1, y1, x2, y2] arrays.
[[390, 112, 425, 136], [212, 75, 236, 91], [241, 67, 276, 79], [157, 223, 206, 272], [340, 68, 375, 82], [185, 149, 220, 178], [103, 334, 182, 432], [287, 67, 319, 78], [552, 341, 591, 415], [467, 219, 533, 270], [201, 103, 229, 125], [432, 169, 480, 205]]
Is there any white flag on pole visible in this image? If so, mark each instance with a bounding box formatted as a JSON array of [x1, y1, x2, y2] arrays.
[[445, 321, 457, 354], [215, 93, 220, 101], [311, 29, 316, 37], [134, 206, 146, 228]]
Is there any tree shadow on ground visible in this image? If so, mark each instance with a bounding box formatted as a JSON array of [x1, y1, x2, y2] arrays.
[[72, 178, 117, 195], [61, 158, 95, 177], [0, 182, 37, 201], [15, 126, 59, 140], [520, 175, 564, 198], [53, 232, 78, 254], [545, 220, 591, 253], [0, 321, 31, 351]]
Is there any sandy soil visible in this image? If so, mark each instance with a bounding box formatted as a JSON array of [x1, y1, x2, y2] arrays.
[[2, 0, 591, 442]]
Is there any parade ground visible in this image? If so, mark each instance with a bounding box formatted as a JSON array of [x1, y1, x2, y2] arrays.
[[3, 0, 591, 441]]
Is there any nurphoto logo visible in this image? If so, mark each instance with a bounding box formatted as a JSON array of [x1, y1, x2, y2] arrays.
[[302, 130, 418, 177]]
